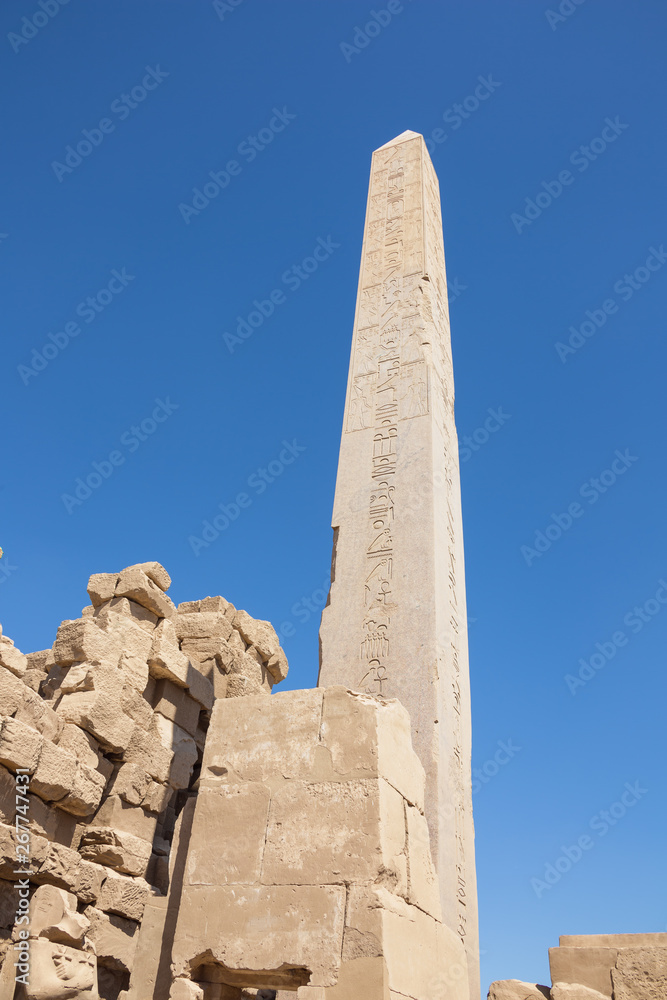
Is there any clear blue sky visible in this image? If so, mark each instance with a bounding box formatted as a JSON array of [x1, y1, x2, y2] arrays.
[[2, 0, 666, 993]]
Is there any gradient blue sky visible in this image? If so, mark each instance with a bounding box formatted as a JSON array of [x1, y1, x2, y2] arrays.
[[2, 1, 666, 993]]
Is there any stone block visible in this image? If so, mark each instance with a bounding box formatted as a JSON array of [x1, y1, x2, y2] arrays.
[[96, 872, 150, 922], [53, 618, 119, 667], [123, 724, 173, 784], [149, 628, 190, 688], [0, 664, 28, 715], [232, 611, 281, 661], [74, 859, 106, 905], [58, 764, 107, 817], [175, 613, 232, 642], [0, 767, 15, 825], [93, 794, 158, 842], [549, 947, 617, 998], [88, 573, 120, 607], [56, 691, 134, 753], [124, 893, 170, 1000], [405, 803, 440, 919], [266, 651, 288, 682], [152, 715, 198, 790], [151, 679, 201, 737], [611, 946, 667, 1000], [0, 716, 43, 772], [131, 562, 171, 592], [100, 596, 159, 634], [30, 884, 89, 945], [200, 596, 229, 613], [84, 904, 139, 973], [488, 982, 551, 1000], [142, 779, 172, 816], [31, 740, 78, 802], [0, 637, 27, 678], [120, 684, 153, 729], [24, 937, 98, 998], [178, 601, 201, 613], [14, 687, 63, 743], [56, 724, 112, 778], [28, 795, 77, 846], [185, 662, 214, 711], [172, 884, 346, 989], [202, 689, 323, 784], [186, 783, 271, 886], [113, 763, 151, 806], [79, 828, 152, 877], [115, 567, 175, 620], [551, 985, 608, 1000], [34, 841, 82, 893]]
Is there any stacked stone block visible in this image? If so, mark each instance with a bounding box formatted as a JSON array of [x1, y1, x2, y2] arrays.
[[0, 563, 288, 1000]]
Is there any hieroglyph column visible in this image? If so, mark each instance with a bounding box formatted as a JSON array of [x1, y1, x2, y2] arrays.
[[318, 131, 479, 1000]]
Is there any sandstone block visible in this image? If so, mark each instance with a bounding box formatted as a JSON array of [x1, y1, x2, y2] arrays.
[[0, 716, 43, 772], [0, 767, 15, 824], [549, 947, 616, 998], [200, 596, 229, 613], [79, 828, 152, 877], [56, 691, 134, 753], [53, 618, 119, 667], [88, 572, 120, 607], [184, 662, 214, 711], [93, 794, 158, 842], [170, 980, 204, 1000], [124, 725, 173, 784], [551, 985, 608, 1000], [175, 612, 232, 642], [186, 783, 271, 886], [14, 687, 63, 743], [100, 596, 159, 634], [149, 629, 190, 688], [84, 904, 139, 973], [0, 637, 27, 678], [28, 795, 77, 846], [115, 567, 175, 619], [31, 740, 77, 802], [0, 665, 28, 715], [131, 562, 171, 592], [611, 946, 667, 1000], [120, 685, 153, 730], [113, 763, 151, 806], [232, 611, 281, 661], [152, 715, 198, 790], [142, 779, 172, 816], [30, 884, 89, 946], [171, 884, 346, 989], [488, 981, 551, 1000], [58, 764, 106, 818], [75, 859, 107, 905], [151, 680, 201, 737], [406, 803, 441, 918], [25, 937, 98, 999], [34, 841, 82, 893], [57, 724, 112, 778], [177, 601, 200, 613], [226, 675, 264, 699], [266, 650, 288, 682], [97, 872, 150, 922]]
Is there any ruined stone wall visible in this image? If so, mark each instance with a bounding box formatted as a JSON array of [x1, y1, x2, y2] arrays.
[[0, 562, 287, 1000]]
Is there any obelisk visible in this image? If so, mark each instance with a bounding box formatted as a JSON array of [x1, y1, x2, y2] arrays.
[[318, 131, 479, 999]]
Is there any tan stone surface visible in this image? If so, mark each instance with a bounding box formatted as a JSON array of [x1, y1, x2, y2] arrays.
[[14, 687, 63, 743], [0, 636, 27, 677], [405, 803, 441, 919], [171, 884, 346, 988], [115, 566, 175, 620], [0, 664, 30, 716], [559, 934, 667, 948], [30, 884, 89, 945], [152, 715, 198, 790], [317, 131, 478, 997], [56, 690, 134, 753], [96, 872, 150, 922], [488, 981, 551, 1000], [549, 948, 617, 998], [79, 828, 152, 877], [185, 783, 270, 886], [0, 715, 43, 772], [92, 794, 158, 842], [175, 613, 233, 642], [88, 572, 119, 606], [132, 562, 172, 592], [232, 611, 280, 661], [152, 680, 201, 737], [24, 937, 98, 1000], [124, 724, 173, 784], [31, 740, 78, 802], [551, 985, 607, 1000], [611, 947, 667, 1000], [84, 905, 139, 973]]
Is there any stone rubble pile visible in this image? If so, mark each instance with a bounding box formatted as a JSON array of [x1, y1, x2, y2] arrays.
[[0, 562, 288, 1000]]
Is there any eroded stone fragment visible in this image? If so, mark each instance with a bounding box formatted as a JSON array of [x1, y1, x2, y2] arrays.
[[79, 828, 152, 878], [232, 610, 281, 661], [488, 981, 551, 1000], [0, 636, 27, 677], [0, 716, 43, 772], [87, 572, 119, 607], [115, 567, 175, 619]]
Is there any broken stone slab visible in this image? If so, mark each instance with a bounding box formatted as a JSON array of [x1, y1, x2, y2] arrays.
[[488, 982, 551, 1000], [74, 859, 107, 906], [79, 828, 153, 878], [115, 566, 175, 619], [151, 679, 201, 737], [33, 841, 83, 894], [112, 763, 152, 806], [0, 664, 29, 715], [84, 904, 139, 974], [141, 778, 172, 815], [0, 636, 27, 678], [56, 690, 135, 753], [96, 596, 159, 634], [93, 793, 158, 842], [266, 650, 288, 682], [232, 610, 281, 662], [123, 724, 173, 784], [58, 764, 107, 818], [30, 739, 78, 802], [96, 872, 150, 922], [29, 884, 90, 946], [128, 562, 171, 592], [56, 723, 113, 780], [0, 715, 43, 772], [14, 687, 63, 743], [87, 573, 120, 607], [25, 937, 98, 998], [174, 612, 233, 642], [551, 985, 607, 1000], [152, 715, 198, 790], [611, 946, 667, 1000]]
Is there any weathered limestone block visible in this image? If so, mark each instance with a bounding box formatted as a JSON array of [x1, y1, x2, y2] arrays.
[[54, 615, 152, 670], [31, 740, 78, 802], [175, 613, 233, 642], [84, 905, 139, 974], [112, 763, 152, 806], [24, 937, 98, 999], [14, 687, 63, 743], [141, 779, 172, 816], [98, 596, 159, 634], [119, 684, 153, 730], [74, 860, 107, 906], [28, 795, 78, 846], [58, 763, 106, 818], [149, 625, 191, 687], [130, 562, 171, 592], [170, 980, 204, 1000], [79, 828, 152, 878], [0, 715, 43, 772], [152, 715, 198, 790], [115, 567, 175, 620], [34, 842, 83, 893], [0, 664, 29, 715], [57, 724, 113, 780], [266, 651, 288, 683], [152, 680, 201, 737], [549, 947, 617, 998], [551, 985, 606, 1000], [87, 572, 119, 607], [405, 803, 441, 918], [611, 947, 667, 1000], [0, 636, 27, 677], [185, 783, 271, 886], [172, 884, 346, 989], [488, 982, 551, 1000], [96, 872, 150, 922], [123, 724, 173, 784]]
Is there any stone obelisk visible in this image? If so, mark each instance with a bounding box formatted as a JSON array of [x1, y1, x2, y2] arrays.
[[318, 130, 478, 999]]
